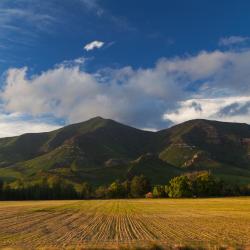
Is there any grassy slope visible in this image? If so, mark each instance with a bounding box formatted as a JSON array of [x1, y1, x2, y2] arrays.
[[127, 153, 182, 184]]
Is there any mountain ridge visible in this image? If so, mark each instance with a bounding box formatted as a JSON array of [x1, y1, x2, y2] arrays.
[[0, 117, 250, 186]]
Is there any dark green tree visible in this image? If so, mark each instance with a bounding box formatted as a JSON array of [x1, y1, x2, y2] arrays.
[[80, 182, 92, 199], [0, 179, 3, 199], [190, 172, 220, 197], [152, 185, 166, 198], [107, 181, 126, 198], [122, 180, 131, 198], [130, 175, 151, 198], [95, 186, 107, 199]]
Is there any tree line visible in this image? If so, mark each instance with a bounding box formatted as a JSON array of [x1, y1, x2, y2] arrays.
[[153, 171, 250, 198], [0, 172, 249, 200]]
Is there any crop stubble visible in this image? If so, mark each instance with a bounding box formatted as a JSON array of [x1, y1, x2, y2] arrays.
[[0, 198, 249, 249]]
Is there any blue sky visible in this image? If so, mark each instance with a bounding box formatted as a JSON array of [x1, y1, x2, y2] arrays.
[[1, 0, 250, 137]]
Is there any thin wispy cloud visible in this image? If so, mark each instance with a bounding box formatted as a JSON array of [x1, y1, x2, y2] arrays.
[[78, 0, 134, 31], [0, 2, 58, 49], [79, 0, 104, 16], [0, 5, 56, 31], [105, 41, 116, 49], [219, 36, 250, 46], [56, 57, 87, 68], [84, 40, 104, 51]]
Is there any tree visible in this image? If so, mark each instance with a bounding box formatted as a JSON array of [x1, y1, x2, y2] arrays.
[[50, 177, 77, 199], [130, 175, 151, 198], [2, 183, 12, 200], [80, 182, 92, 199], [95, 186, 107, 199], [107, 181, 126, 198], [190, 172, 220, 197], [122, 180, 131, 198], [152, 185, 165, 198], [0, 179, 3, 199], [63, 183, 77, 199], [166, 172, 225, 198], [39, 179, 51, 199], [167, 175, 192, 198]]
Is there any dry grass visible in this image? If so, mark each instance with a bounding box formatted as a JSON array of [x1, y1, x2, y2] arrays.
[[0, 198, 250, 249]]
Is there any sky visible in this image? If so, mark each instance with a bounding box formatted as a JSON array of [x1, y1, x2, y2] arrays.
[[1, 0, 250, 137]]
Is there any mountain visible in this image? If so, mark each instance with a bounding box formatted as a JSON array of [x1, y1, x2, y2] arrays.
[[0, 117, 250, 186], [158, 119, 250, 184]]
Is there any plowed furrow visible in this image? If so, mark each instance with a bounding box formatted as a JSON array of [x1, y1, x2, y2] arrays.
[[0, 210, 66, 234]]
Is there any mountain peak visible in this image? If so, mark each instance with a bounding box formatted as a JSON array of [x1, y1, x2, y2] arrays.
[[90, 116, 106, 121], [86, 116, 120, 124], [83, 116, 132, 129]]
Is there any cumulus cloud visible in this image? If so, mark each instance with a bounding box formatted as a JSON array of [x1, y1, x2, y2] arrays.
[[219, 36, 250, 46], [2, 48, 250, 136], [1, 63, 183, 130], [84, 40, 104, 51], [164, 96, 250, 124]]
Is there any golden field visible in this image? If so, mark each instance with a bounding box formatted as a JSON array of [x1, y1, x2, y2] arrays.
[[0, 198, 250, 249]]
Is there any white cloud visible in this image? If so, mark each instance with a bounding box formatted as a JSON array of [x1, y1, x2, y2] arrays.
[[0, 113, 60, 138], [2, 48, 250, 137], [219, 36, 250, 46], [164, 96, 250, 124], [84, 40, 104, 51], [158, 50, 230, 80], [56, 57, 86, 68], [0, 62, 183, 130]]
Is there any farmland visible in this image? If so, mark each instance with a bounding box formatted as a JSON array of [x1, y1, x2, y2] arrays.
[[0, 198, 250, 249]]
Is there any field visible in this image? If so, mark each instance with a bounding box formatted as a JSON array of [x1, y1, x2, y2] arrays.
[[0, 198, 250, 249]]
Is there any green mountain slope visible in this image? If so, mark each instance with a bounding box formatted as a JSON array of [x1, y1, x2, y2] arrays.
[[158, 119, 250, 167], [157, 119, 250, 184], [0, 117, 250, 186]]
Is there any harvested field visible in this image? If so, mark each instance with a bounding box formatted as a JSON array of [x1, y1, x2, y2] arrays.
[[0, 198, 250, 249]]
